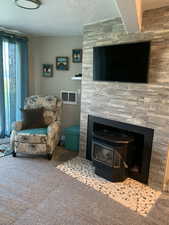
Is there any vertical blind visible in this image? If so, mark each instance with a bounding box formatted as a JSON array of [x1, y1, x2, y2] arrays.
[[0, 34, 28, 137]]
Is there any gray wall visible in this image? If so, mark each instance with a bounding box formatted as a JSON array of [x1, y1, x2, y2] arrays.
[[80, 7, 169, 191], [29, 36, 83, 129]]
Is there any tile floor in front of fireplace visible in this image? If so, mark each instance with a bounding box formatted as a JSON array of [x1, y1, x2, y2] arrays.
[[57, 157, 161, 217]]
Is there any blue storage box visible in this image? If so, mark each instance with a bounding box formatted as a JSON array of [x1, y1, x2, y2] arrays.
[[64, 125, 80, 152]]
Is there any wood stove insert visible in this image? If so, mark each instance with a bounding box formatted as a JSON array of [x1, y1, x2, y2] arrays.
[[87, 115, 154, 184], [92, 130, 135, 182]]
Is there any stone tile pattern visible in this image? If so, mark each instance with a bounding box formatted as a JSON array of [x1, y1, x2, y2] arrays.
[[57, 157, 161, 216], [143, 7, 169, 32], [79, 7, 169, 191]]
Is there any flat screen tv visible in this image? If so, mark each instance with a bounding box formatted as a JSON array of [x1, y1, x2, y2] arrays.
[[93, 41, 151, 83]]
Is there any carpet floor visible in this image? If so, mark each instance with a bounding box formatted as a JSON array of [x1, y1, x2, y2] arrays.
[[0, 153, 169, 225]]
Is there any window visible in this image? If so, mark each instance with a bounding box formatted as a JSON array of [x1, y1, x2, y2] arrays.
[[0, 35, 28, 137]]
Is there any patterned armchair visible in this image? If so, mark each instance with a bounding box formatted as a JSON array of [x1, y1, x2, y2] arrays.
[[10, 95, 62, 159]]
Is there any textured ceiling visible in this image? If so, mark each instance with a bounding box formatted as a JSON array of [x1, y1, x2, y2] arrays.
[[0, 0, 120, 36], [1, 0, 169, 36], [142, 0, 169, 11]]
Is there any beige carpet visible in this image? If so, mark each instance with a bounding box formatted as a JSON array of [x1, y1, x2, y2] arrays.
[[0, 153, 169, 225]]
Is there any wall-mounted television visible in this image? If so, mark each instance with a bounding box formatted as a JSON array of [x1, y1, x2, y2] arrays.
[[93, 41, 151, 83]]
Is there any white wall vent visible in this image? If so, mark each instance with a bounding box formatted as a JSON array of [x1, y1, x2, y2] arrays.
[[60, 91, 77, 104]]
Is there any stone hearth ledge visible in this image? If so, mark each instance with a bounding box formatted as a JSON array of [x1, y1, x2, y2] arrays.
[[56, 157, 161, 217]]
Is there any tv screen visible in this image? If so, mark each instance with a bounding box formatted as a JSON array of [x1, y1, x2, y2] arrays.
[[93, 41, 151, 83]]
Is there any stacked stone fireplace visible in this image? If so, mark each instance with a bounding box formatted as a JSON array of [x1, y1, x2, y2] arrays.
[[80, 7, 169, 191]]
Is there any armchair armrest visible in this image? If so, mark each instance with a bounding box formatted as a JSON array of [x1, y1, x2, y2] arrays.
[[10, 121, 24, 150], [56, 100, 62, 122], [47, 121, 61, 153], [12, 121, 24, 131], [47, 121, 61, 136]]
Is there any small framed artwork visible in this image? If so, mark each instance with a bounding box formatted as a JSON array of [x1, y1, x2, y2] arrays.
[[42, 64, 53, 77], [56, 57, 69, 70], [72, 49, 82, 63]]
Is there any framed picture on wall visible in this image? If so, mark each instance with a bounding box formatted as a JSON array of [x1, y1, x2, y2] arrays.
[[56, 57, 69, 70], [42, 64, 53, 77], [72, 49, 82, 63]]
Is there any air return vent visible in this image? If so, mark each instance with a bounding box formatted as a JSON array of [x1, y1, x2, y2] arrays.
[[60, 91, 77, 104]]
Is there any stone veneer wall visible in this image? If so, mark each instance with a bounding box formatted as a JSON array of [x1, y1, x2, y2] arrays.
[[80, 7, 169, 191]]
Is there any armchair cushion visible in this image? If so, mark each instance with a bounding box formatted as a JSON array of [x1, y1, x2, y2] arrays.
[[15, 128, 48, 144], [18, 128, 47, 135], [23, 95, 60, 126], [21, 108, 46, 129]]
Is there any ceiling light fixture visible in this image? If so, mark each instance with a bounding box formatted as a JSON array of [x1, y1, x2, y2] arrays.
[[15, 0, 41, 10]]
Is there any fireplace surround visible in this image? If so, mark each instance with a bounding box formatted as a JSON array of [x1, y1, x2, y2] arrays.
[[80, 7, 169, 190], [87, 115, 154, 184]]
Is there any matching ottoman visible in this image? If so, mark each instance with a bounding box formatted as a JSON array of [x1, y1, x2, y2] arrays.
[[64, 125, 80, 152]]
